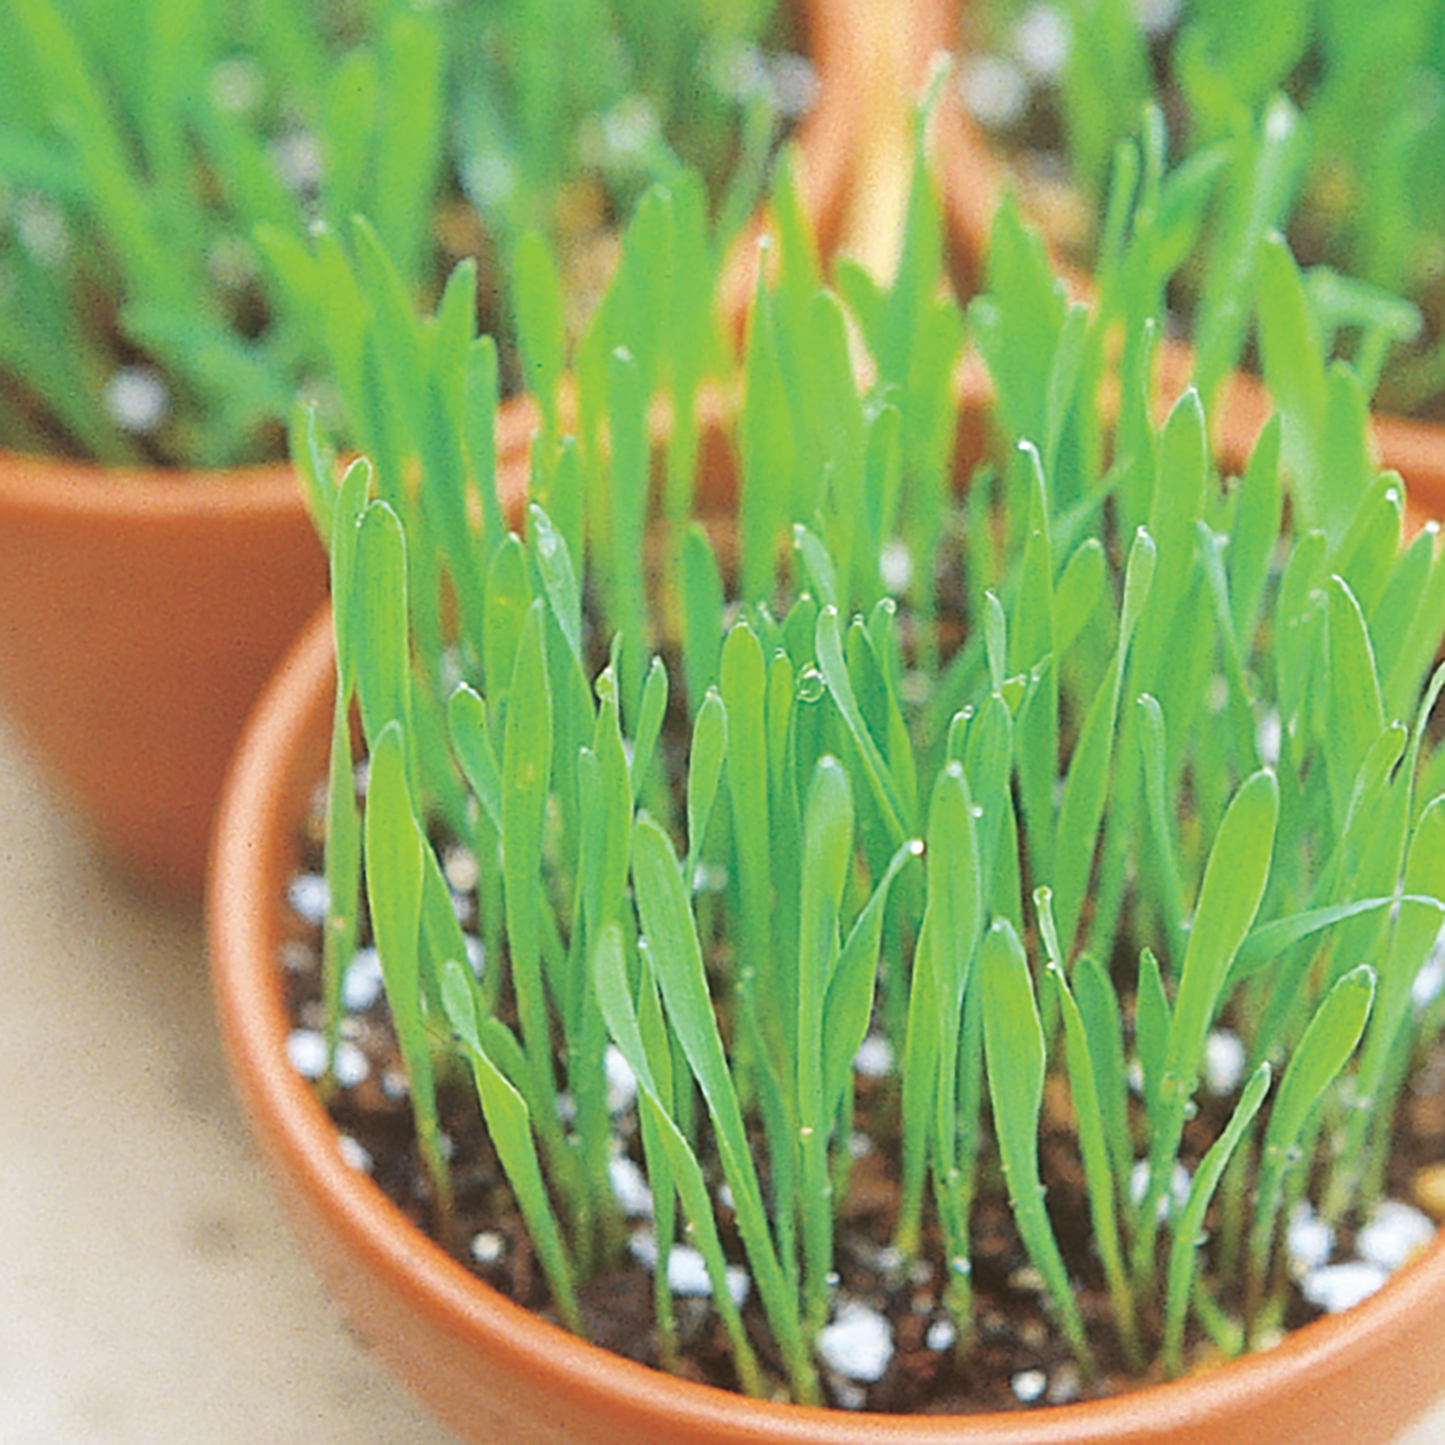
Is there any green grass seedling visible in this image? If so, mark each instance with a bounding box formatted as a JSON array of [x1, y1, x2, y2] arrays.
[[1247, 965, 1377, 1337], [1135, 769, 1279, 1285], [1038, 889, 1142, 1369], [980, 918, 1097, 1378], [592, 923, 764, 1393], [442, 960, 582, 1333], [1163, 1061, 1272, 1376], [795, 757, 855, 1333], [632, 813, 817, 1403], [364, 722, 451, 1227]]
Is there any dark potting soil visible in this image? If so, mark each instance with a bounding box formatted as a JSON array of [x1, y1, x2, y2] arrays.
[[276, 783, 1445, 1416]]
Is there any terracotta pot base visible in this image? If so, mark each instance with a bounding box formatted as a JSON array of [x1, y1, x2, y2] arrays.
[[0, 451, 327, 898]]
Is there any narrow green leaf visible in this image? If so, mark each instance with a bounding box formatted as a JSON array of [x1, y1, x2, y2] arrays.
[[684, 689, 728, 889], [1335, 478, 1404, 622], [1274, 529, 1328, 732], [352, 500, 411, 746], [448, 684, 504, 836], [1012, 443, 1058, 884], [1228, 414, 1285, 644], [328, 457, 373, 689], [1136, 694, 1189, 958], [720, 620, 773, 1060], [739, 278, 794, 606], [1073, 951, 1135, 1207], [1195, 97, 1304, 409], [528, 503, 583, 671], [583, 673, 634, 936], [605, 346, 650, 719], [630, 657, 669, 805], [371, 10, 443, 289], [465, 335, 507, 566], [513, 229, 566, 428], [816, 606, 907, 847], [796, 757, 854, 1326], [483, 534, 533, 707], [1043, 929, 1141, 1367], [502, 601, 555, 1092], [1165, 770, 1279, 1093], [631, 814, 814, 1400], [364, 721, 448, 1210], [591, 926, 765, 1395], [975, 192, 1068, 448], [1052, 528, 1156, 955], [677, 523, 725, 717], [822, 840, 921, 1118], [1054, 539, 1107, 658], [1133, 770, 1280, 1276], [320, 46, 378, 230], [1330, 797, 1445, 1212], [441, 960, 579, 1333], [1383, 528, 1445, 724], [1251, 966, 1376, 1305], [1163, 1062, 1272, 1375], [1136, 947, 1172, 1128], [1372, 523, 1438, 699], [1266, 967, 1376, 1173], [1231, 895, 1441, 987], [1325, 575, 1386, 830], [793, 525, 840, 612], [980, 918, 1096, 1375]]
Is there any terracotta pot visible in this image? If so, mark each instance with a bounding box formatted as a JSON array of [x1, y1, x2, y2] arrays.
[[924, 0, 1445, 537], [210, 596, 1445, 1445], [0, 451, 327, 898], [0, 0, 862, 907], [718, 0, 919, 330]]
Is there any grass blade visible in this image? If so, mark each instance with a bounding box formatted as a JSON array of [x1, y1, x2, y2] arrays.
[[1039, 890, 1141, 1368], [1138, 771, 1278, 1275], [441, 960, 580, 1332], [631, 814, 816, 1402], [1163, 1062, 1272, 1374], [591, 925, 764, 1394], [816, 605, 908, 847], [980, 918, 1096, 1376], [795, 757, 854, 1329], [364, 721, 450, 1219], [1249, 965, 1376, 1327]]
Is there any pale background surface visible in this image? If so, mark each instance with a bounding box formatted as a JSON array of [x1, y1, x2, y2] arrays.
[[0, 706, 1441, 1444]]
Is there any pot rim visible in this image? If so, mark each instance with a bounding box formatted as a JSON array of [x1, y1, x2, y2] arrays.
[[0, 447, 306, 520], [208, 601, 1445, 1445]]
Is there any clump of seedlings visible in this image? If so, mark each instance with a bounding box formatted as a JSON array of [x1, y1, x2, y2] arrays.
[[0, 0, 459, 465], [283, 115, 1445, 1412], [447, 0, 800, 253], [0, 0, 788, 465], [957, 0, 1443, 418]]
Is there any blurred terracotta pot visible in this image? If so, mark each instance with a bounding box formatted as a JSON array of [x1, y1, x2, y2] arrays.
[[0, 0, 863, 906], [719, 0, 923, 329], [208, 590, 1445, 1445], [924, 0, 1445, 537], [0, 452, 326, 897]]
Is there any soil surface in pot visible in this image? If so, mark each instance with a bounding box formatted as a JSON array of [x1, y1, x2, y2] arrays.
[[275, 777, 1445, 1416]]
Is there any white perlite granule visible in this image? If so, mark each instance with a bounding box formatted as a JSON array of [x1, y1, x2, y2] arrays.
[[817, 1301, 894, 1384]]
